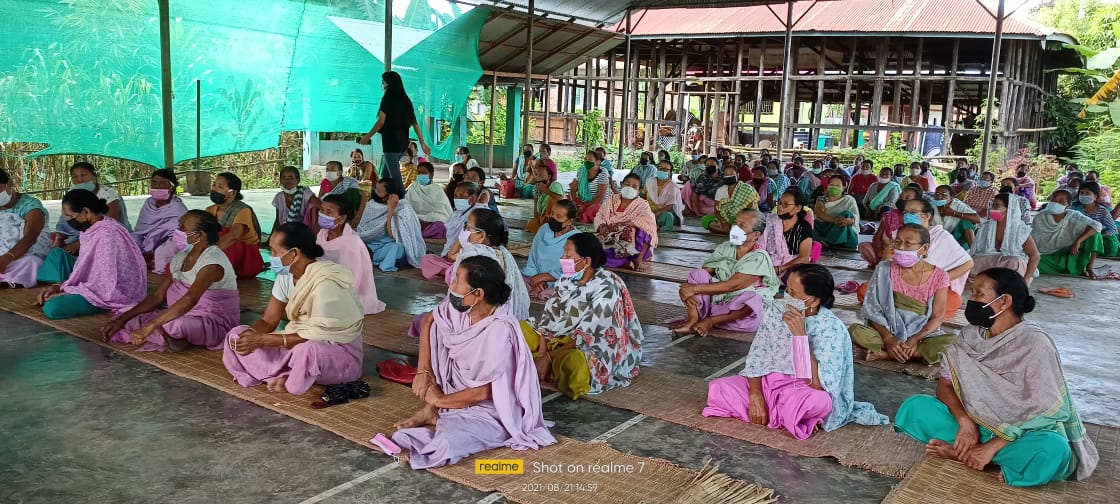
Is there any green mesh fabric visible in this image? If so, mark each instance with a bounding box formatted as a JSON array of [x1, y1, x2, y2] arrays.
[[0, 0, 485, 167]]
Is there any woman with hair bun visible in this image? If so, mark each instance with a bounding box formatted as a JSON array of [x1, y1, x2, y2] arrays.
[[103, 210, 240, 351], [896, 268, 1098, 487], [704, 264, 888, 440], [521, 233, 644, 399], [223, 222, 365, 396], [36, 189, 146, 320], [438, 208, 529, 320]]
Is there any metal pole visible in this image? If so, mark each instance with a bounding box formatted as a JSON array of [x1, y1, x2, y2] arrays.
[[195, 80, 201, 171], [521, 0, 534, 145], [158, 0, 174, 169], [618, 9, 632, 168], [384, 0, 393, 70], [979, 0, 1005, 171], [777, 0, 794, 161]]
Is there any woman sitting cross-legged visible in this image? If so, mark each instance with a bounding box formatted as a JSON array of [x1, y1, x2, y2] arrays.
[[932, 184, 980, 250], [523, 200, 580, 300], [645, 159, 685, 231], [570, 150, 611, 223], [812, 175, 860, 250], [673, 209, 779, 337], [523, 161, 567, 234], [1072, 182, 1118, 258], [393, 256, 557, 469], [859, 198, 973, 316], [132, 169, 188, 273], [222, 222, 365, 395], [863, 167, 901, 219], [318, 195, 387, 315], [206, 172, 265, 278], [521, 233, 643, 399], [594, 173, 659, 271], [405, 161, 453, 238], [0, 168, 51, 288], [441, 209, 529, 320], [704, 164, 760, 234], [36, 190, 146, 320], [39, 161, 132, 284], [849, 224, 956, 364], [969, 192, 1040, 285], [102, 210, 239, 352], [704, 264, 888, 440], [760, 188, 820, 283], [356, 179, 426, 273], [895, 268, 1098, 487], [1031, 189, 1103, 278]]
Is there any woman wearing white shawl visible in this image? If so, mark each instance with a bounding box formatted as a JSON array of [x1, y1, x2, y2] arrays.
[[223, 223, 364, 396], [356, 180, 425, 272], [970, 192, 1040, 284], [1031, 189, 1103, 277], [446, 209, 529, 321], [705, 265, 887, 440], [902, 198, 973, 314], [896, 268, 1097, 487], [405, 161, 453, 229], [645, 160, 685, 231], [418, 183, 490, 279]]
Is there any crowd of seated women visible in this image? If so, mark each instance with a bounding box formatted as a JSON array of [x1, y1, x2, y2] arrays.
[[0, 152, 1104, 486]]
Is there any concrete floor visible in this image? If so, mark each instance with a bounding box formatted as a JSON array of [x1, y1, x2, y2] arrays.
[[9, 178, 1118, 503]]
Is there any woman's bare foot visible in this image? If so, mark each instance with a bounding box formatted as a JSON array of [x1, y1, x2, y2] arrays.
[[394, 404, 439, 430], [865, 351, 891, 362], [671, 321, 696, 335], [925, 439, 959, 461], [265, 376, 288, 393]]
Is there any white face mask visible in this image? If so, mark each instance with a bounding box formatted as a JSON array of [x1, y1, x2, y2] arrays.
[[281, 186, 298, 195], [0, 189, 10, 207], [620, 186, 639, 200], [325, 171, 340, 182], [785, 297, 807, 312], [728, 225, 749, 246]]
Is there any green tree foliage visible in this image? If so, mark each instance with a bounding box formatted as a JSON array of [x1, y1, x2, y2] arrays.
[[467, 87, 506, 146]]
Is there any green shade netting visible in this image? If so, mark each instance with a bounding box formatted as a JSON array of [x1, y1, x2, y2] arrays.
[[0, 0, 486, 167]]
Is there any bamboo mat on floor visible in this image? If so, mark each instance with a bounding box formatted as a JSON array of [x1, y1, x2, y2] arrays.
[[656, 238, 719, 252], [881, 423, 1117, 504], [818, 256, 871, 271], [589, 367, 923, 478], [0, 289, 775, 504]]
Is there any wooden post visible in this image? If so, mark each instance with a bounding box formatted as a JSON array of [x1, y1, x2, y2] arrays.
[[488, 73, 496, 171], [812, 38, 825, 150], [754, 39, 766, 145], [870, 39, 887, 149], [942, 39, 959, 156], [655, 43, 667, 147], [521, 0, 534, 145], [733, 38, 744, 146], [840, 38, 857, 148], [157, 0, 174, 168], [544, 75, 552, 144], [892, 41, 902, 130], [384, 0, 393, 70], [702, 53, 712, 153], [777, 0, 794, 159], [677, 42, 689, 149], [606, 49, 615, 142], [618, 10, 632, 166], [980, 0, 1005, 171], [909, 38, 923, 150]]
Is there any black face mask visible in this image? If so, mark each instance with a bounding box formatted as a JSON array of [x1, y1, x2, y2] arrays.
[[778, 212, 796, 220], [452, 173, 464, 182], [547, 218, 565, 233], [523, 150, 532, 157], [705, 167, 718, 176], [68, 217, 92, 232], [209, 191, 227, 205], [723, 176, 738, 185], [964, 296, 1004, 329], [956, 175, 967, 182], [1000, 186, 1013, 194], [1017, 171, 1027, 177]]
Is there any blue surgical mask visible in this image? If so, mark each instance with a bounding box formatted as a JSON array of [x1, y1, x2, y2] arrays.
[[656, 171, 670, 180], [932, 199, 948, 207], [454, 198, 470, 211], [269, 250, 293, 275], [902, 213, 923, 226], [978, 180, 992, 188], [417, 174, 431, 186], [1047, 203, 1067, 215], [71, 181, 96, 192], [1079, 195, 1096, 205], [691, 155, 699, 161]]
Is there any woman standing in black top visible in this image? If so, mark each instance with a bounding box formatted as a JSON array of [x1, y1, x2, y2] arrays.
[[359, 71, 431, 195]]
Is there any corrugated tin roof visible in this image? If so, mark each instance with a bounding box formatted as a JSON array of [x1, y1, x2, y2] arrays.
[[467, 1, 838, 27], [625, 0, 1063, 39], [478, 8, 624, 76]]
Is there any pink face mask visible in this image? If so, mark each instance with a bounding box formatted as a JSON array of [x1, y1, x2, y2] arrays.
[[989, 210, 1005, 222], [893, 249, 921, 268], [458, 229, 474, 248], [150, 188, 171, 201], [559, 258, 578, 277]]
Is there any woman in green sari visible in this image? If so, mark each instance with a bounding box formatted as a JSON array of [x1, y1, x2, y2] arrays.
[[812, 175, 859, 249], [895, 268, 1098, 487]]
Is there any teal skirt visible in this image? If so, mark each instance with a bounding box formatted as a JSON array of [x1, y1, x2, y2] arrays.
[[37, 248, 77, 284], [813, 212, 859, 249]]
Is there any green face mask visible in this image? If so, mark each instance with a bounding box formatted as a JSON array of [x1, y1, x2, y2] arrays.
[[826, 186, 843, 197], [583, 161, 594, 170]]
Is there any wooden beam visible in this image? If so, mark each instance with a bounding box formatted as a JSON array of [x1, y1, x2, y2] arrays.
[[909, 38, 923, 150], [677, 42, 689, 149], [733, 38, 745, 146], [754, 38, 766, 146], [841, 38, 857, 148], [941, 39, 959, 156], [812, 38, 826, 150], [870, 39, 887, 149]]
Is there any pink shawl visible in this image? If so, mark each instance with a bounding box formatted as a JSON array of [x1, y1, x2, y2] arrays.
[[759, 214, 796, 267], [61, 219, 146, 312], [594, 194, 660, 248], [318, 226, 387, 315], [645, 178, 685, 223], [430, 300, 557, 450], [926, 225, 971, 294]]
